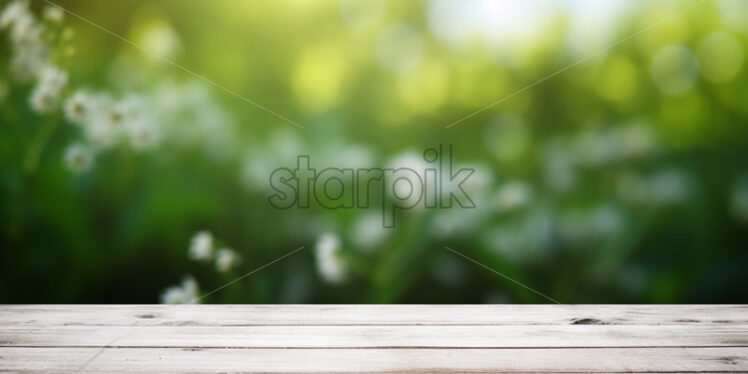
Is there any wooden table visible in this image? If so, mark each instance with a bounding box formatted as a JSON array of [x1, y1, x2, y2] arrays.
[[0, 305, 746, 373]]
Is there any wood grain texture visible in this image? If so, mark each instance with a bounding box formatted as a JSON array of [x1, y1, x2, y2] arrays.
[[3, 325, 748, 348], [2, 305, 746, 326], [0, 305, 746, 373]]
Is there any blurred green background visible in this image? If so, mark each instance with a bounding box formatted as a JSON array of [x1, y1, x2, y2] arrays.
[[1, 0, 747, 304]]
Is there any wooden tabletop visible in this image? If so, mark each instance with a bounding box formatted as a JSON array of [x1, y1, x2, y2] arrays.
[[0, 305, 747, 373]]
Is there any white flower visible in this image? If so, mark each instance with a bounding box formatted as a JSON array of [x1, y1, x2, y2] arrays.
[[315, 232, 345, 283], [0, 0, 29, 30], [29, 87, 55, 113], [493, 180, 532, 213], [106, 102, 128, 129], [617, 169, 693, 207], [453, 162, 493, 204], [29, 66, 67, 113], [63, 143, 93, 174], [160, 276, 200, 304], [115, 95, 146, 122], [481, 208, 554, 264], [350, 213, 389, 251], [215, 248, 240, 272], [64, 91, 95, 124], [10, 45, 47, 82], [647, 168, 692, 205], [82, 96, 129, 150], [126, 118, 159, 152], [571, 124, 658, 168], [558, 203, 625, 245], [42, 5, 64, 24], [2, 1, 48, 82], [188, 230, 214, 260], [387, 150, 429, 174], [80, 95, 158, 151], [84, 119, 117, 150], [8, 10, 40, 45]]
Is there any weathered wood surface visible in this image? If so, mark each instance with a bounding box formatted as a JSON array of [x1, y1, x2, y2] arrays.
[[0, 305, 746, 373]]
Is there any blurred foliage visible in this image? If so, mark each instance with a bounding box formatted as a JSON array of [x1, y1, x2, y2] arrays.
[[1, 0, 748, 303]]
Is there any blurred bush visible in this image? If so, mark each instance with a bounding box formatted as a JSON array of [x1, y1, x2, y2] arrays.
[[1, 0, 747, 303]]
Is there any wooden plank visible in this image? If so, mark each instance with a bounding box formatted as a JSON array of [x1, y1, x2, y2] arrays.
[[1, 306, 746, 373], [1, 305, 746, 326], [1, 347, 746, 373], [2, 325, 747, 348]]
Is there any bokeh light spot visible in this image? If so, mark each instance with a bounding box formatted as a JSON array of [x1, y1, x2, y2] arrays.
[[292, 43, 349, 111], [697, 31, 744, 84], [650, 44, 699, 96], [375, 23, 423, 73], [396, 60, 449, 114]]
